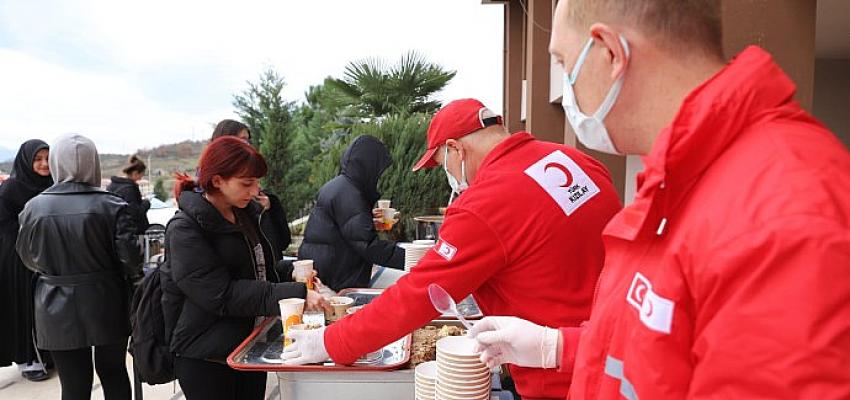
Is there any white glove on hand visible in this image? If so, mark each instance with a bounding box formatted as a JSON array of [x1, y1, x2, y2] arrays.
[[467, 316, 559, 369], [281, 327, 330, 365]]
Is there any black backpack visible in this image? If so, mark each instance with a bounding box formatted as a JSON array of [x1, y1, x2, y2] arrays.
[[128, 261, 174, 385]]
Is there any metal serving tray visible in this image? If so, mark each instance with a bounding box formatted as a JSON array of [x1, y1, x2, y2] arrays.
[[338, 288, 484, 320], [227, 316, 411, 372]]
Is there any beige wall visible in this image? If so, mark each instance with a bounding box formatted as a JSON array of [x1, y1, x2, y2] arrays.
[[813, 58, 850, 149]]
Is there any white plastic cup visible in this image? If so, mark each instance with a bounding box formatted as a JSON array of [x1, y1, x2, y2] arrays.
[[293, 260, 315, 290], [377, 199, 391, 209], [278, 298, 305, 347], [382, 208, 398, 224]]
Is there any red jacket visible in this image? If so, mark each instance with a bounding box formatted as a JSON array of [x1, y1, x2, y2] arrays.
[[563, 47, 850, 399], [325, 132, 621, 399]]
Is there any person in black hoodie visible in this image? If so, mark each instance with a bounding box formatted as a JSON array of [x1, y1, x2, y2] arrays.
[[211, 119, 292, 259], [163, 136, 329, 400], [107, 155, 150, 234], [0, 139, 53, 381], [16, 134, 142, 400], [298, 135, 405, 291]]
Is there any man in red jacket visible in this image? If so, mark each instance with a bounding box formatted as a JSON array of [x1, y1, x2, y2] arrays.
[[282, 98, 622, 399], [469, 1, 850, 399]]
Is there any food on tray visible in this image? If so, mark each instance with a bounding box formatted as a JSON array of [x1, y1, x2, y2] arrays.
[[411, 325, 466, 366]]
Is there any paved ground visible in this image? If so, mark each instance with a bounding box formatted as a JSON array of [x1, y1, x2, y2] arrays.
[[0, 355, 279, 400]]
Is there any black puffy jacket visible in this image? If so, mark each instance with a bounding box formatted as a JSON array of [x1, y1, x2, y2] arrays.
[[298, 135, 405, 291], [162, 190, 306, 361], [16, 182, 143, 351], [107, 176, 150, 233]]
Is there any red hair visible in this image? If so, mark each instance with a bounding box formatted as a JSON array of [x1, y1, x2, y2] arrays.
[[174, 136, 268, 198]]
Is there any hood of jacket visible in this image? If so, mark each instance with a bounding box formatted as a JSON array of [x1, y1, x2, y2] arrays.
[[49, 134, 101, 187], [339, 135, 392, 205], [176, 190, 262, 234]]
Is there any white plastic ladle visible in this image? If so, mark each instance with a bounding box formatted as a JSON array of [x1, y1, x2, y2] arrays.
[[427, 283, 473, 330], [427, 283, 502, 374]]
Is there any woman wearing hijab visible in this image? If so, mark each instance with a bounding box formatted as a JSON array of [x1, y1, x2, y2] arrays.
[[16, 134, 142, 400], [0, 139, 53, 381]]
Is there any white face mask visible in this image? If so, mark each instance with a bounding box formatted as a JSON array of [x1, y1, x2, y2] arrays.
[[562, 36, 630, 155], [443, 146, 468, 205]]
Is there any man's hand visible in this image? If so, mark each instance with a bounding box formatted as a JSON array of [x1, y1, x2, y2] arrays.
[[282, 327, 329, 365], [467, 316, 559, 369]]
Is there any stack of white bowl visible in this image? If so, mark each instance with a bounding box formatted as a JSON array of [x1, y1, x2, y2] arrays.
[[404, 240, 435, 271], [414, 361, 437, 400], [435, 336, 491, 400]]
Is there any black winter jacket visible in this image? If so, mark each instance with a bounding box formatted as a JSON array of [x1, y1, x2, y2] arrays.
[[16, 182, 144, 350], [107, 176, 150, 233], [298, 135, 404, 291], [259, 190, 292, 259], [162, 190, 306, 361]]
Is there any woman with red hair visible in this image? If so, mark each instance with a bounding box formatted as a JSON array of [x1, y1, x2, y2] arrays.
[[162, 137, 328, 400]]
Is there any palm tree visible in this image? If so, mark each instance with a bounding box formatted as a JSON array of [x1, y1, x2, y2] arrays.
[[326, 51, 457, 117]]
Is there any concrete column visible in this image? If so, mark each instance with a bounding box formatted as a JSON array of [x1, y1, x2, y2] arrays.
[[524, 0, 565, 143], [503, 0, 525, 133]]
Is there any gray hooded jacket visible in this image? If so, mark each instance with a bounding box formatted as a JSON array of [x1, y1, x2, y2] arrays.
[[16, 133, 143, 350]]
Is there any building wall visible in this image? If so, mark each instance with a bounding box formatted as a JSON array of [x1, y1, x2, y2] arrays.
[[813, 58, 850, 149]]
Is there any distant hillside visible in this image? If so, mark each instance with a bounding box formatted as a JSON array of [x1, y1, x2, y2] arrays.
[[0, 140, 207, 197], [0, 146, 15, 163]]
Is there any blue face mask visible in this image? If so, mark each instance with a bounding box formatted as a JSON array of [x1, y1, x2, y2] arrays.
[[443, 146, 468, 205], [562, 35, 630, 155]]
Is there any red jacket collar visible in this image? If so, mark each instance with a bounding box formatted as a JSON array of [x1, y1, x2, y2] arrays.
[[604, 46, 798, 241]]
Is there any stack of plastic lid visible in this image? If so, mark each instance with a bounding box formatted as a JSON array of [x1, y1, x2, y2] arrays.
[[404, 240, 435, 271], [435, 336, 491, 400], [415, 361, 437, 400]]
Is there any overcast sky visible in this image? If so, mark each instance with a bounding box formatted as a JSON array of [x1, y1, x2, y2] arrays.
[[0, 0, 504, 155]]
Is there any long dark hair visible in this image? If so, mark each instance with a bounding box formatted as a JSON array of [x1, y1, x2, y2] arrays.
[[211, 119, 250, 140], [122, 155, 146, 175], [174, 137, 267, 198]]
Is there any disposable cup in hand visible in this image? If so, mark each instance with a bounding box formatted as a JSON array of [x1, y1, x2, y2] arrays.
[[279, 298, 305, 347], [293, 260, 315, 290], [377, 199, 391, 209]]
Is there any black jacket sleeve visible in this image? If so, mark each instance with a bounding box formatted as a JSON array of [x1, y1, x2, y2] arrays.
[[115, 206, 144, 284], [169, 218, 307, 317], [330, 193, 405, 269]]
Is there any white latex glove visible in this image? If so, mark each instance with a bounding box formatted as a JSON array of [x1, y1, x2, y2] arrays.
[[467, 316, 559, 369], [281, 327, 329, 365]]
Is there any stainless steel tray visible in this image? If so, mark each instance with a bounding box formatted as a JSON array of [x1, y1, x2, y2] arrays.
[[227, 316, 410, 372]]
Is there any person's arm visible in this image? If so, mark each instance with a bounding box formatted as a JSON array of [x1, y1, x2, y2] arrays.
[[686, 216, 850, 398], [114, 206, 144, 284], [14, 202, 43, 274], [332, 196, 404, 269], [324, 208, 507, 364], [168, 218, 307, 317]]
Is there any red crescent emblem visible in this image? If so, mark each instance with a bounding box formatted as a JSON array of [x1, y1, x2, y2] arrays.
[[544, 162, 574, 188]]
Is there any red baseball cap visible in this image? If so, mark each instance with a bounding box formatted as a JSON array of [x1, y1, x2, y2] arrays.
[[412, 98, 503, 171]]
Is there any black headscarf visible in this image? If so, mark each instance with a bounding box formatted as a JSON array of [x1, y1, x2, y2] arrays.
[[0, 139, 54, 227]]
